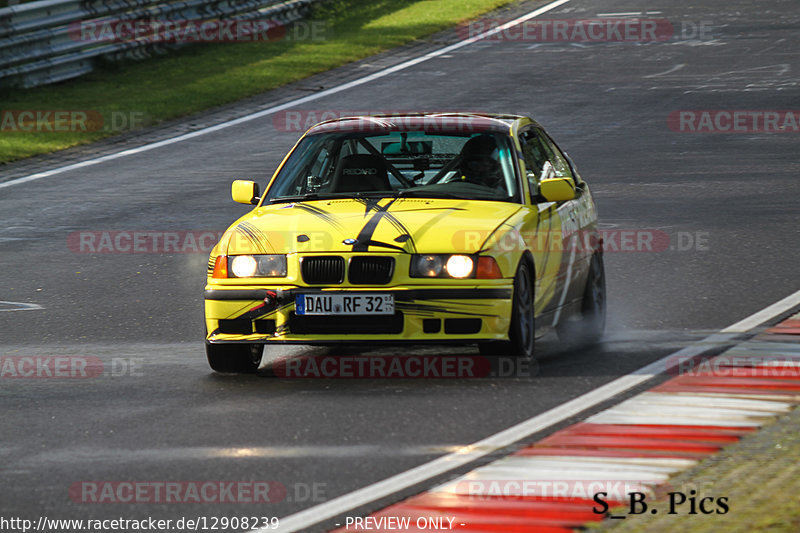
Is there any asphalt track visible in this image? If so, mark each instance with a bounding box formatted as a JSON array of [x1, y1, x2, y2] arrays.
[[1, 0, 799, 530]]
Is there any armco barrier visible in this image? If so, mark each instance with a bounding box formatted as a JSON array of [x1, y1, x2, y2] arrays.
[[0, 0, 318, 88]]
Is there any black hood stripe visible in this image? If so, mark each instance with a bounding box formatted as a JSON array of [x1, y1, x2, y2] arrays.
[[235, 222, 271, 254], [353, 198, 416, 253], [294, 203, 344, 231], [352, 199, 397, 252]]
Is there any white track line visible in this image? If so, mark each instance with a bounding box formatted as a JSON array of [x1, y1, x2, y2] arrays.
[[0, 301, 44, 312], [267, 289, 800, 532], [722, 290, 800, 333], [0, 0, 573, 191]]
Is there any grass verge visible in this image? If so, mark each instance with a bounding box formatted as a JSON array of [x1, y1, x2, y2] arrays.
[[585, 404, 800, 533], [0, 0, 517, 164]]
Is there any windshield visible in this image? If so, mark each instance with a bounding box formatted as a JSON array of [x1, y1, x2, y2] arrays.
[[264, 131, 520, 203]]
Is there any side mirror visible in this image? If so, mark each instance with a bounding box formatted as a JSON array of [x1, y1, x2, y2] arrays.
[[539, 177, 576, 202], [231, 180, 261, 205]]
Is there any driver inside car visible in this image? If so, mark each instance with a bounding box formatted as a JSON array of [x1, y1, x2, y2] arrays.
[[458, 134, 504, 188]]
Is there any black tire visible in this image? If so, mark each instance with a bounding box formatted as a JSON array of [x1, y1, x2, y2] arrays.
[[479, 260, 535, 362], [206, 342, 264, 373], [557, 252, 606, 346]]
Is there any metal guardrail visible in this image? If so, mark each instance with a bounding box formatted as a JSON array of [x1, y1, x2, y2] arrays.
[[0, 0, 318, 88]]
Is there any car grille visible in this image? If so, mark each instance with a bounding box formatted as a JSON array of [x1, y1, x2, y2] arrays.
[[349, 256, 394, 285], [301, 256, 345, 285], [300, 256, 395, 285], [288, 312, 404, 334]]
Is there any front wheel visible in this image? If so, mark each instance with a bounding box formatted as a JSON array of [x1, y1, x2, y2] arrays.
[[557, 252, 606, 347], [479, 260, 535, 362], [206, 342, 264, 373]]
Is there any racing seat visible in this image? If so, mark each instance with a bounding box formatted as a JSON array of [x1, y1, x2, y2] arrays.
[[330, 154, 392, 193]]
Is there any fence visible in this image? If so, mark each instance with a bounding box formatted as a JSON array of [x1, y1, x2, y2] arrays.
[[0, 0, 319, 88]]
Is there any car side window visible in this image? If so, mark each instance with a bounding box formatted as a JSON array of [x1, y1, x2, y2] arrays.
[[519, 131, 549, 198], [537, 130, 574, 180], [520, 132, 546, 176]]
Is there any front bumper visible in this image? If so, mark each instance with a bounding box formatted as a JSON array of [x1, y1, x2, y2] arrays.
[[204, 285, 513, 344]]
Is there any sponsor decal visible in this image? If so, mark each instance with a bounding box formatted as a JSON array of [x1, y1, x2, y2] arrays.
[[343, 168, 378, 176]]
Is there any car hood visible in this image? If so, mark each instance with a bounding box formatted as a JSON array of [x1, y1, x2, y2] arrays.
[[220, 198, 522, 255]]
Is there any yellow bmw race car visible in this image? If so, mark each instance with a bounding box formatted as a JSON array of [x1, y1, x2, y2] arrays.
[[204, 113, 604, 372]]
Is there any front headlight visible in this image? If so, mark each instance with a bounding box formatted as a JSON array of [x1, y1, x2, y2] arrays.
[[446, 255, 474, 278], [412, 255, 445, 277], [410, 254, 475, 279], [229, 255, 287, 278]]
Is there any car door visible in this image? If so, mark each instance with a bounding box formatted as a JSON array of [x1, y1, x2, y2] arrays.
[[518, 127, 589, 322], [540, 130, 597, 307], [516, 127, 560, 319]]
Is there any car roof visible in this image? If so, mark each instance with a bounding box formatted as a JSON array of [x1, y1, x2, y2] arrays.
[[304, 112, 540, 136]]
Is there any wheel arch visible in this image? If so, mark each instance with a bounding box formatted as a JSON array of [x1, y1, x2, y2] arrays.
[[519, 250, 536, 299]]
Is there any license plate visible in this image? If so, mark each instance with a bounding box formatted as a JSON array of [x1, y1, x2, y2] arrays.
[[295, 293, 395, 316]]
